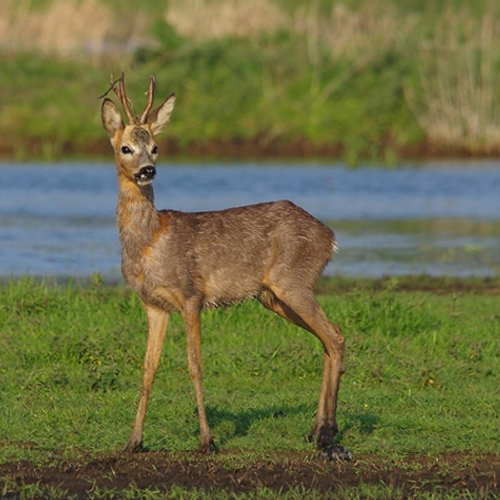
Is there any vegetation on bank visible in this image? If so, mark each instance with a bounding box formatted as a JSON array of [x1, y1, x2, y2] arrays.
[[0, 277, 499, 497], [1, 0, 500, 163]]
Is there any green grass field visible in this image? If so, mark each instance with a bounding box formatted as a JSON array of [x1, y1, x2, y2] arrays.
[[0, 277, 499, 498]]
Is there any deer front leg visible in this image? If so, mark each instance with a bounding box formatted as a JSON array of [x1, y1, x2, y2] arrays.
[[182, 299, 214, 453], [122, 303, 169, 453]]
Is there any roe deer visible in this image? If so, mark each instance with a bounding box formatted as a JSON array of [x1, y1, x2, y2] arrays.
[[100, 73, 350, 460]]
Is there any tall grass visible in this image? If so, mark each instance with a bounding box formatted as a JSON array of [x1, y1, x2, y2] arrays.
[[165, 0, 288, 41], [407, 6, 500, 154], [0, 0, 407, 62], [0, 0, 148, 64], [1, 0, 500, 157]]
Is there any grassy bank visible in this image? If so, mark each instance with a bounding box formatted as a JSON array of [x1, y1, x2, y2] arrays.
[[0, 277, 499, 498], [1, 0, 500, 162]]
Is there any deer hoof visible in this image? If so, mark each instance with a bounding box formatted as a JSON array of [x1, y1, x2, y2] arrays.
[[321, 444, 353, 462], [121, 439, 144, 454], [198, 438, 217, 454]]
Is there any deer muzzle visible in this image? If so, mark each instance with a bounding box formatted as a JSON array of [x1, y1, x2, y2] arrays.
[[135, 166, 156, 186]]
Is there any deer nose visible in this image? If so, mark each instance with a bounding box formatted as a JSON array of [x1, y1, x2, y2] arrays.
[[135, 166, 156, 185]]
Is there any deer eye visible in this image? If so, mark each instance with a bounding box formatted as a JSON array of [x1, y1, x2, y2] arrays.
[[121, 146, 132, 154], [152, 145, 158, 155]]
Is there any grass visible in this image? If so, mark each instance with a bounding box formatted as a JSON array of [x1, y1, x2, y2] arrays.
[[0, 277, 499, 498]]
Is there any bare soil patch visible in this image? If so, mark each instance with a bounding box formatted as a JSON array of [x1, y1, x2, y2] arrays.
[[1, 452, 499, 498]]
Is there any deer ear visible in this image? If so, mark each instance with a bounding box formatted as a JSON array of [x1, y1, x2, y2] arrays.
[[101, 98, 124, 137], [147, 93, 176, 136]]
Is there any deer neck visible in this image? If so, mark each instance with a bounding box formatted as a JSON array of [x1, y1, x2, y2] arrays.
[[116, 171, 161, 251]]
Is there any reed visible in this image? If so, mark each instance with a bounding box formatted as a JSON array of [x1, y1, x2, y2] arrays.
[[0, 0, 148, 64], [294, 2, 408, 62], [289, 2, 416, 111], [406, 6, 500, 154], [165, 0, 287, 41], [0, 0, 413, 62]]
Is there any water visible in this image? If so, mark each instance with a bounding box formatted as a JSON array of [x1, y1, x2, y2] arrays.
[[1, 161, 500, 279]]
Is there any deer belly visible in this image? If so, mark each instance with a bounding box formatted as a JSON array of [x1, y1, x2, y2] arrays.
[[202, 271, 262, 308]]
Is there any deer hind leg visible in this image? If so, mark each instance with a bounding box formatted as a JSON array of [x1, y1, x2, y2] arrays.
[[259, 286, 351, 460], [182, 299, 214, 453], [123, 303, 169, 453]]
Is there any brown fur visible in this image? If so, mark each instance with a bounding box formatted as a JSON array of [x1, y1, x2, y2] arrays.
[[101, 75, 346, 456]]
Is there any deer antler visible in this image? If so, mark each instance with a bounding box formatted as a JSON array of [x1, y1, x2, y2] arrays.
[[140, 76, 156, 124], [111, 72, 135, 124]]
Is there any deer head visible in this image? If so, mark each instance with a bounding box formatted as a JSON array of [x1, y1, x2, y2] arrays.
[[101, 73, 176, 186]]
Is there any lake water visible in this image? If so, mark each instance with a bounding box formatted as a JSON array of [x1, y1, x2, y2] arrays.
[[1, 161, 500, 280]]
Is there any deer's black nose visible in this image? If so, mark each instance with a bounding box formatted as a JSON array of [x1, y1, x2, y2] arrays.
[[135, 166, 156, 185]]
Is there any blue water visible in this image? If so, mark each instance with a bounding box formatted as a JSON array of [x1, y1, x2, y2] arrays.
[[1, 161, 500, 279]]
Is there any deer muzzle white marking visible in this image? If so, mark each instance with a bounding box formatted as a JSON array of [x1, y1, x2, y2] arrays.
[[135, 166, 156, 186]]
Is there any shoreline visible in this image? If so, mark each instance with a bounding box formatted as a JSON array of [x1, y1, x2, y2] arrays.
[[1, 137, 500, 163]]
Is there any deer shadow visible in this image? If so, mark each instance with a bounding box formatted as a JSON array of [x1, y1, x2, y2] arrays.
[[206, 405, 380, 438], [145, 405, 380, 452], [204, 403, 314, 446], [334, 410, 381, 444], [204, 404, 380, 448]]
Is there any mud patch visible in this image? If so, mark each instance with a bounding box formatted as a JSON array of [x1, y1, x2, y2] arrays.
[[1, 452, 499, 498]]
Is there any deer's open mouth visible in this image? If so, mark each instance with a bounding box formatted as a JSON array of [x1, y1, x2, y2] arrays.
[[135, 166, 156, 186]]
